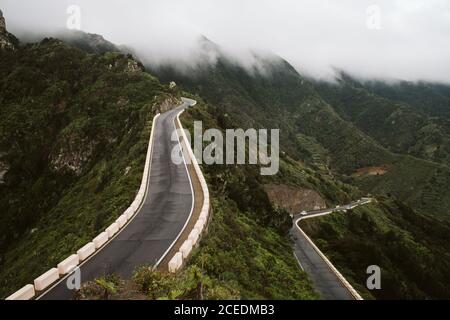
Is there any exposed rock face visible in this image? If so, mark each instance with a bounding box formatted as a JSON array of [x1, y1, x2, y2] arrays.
[[0, 152, 7, 184], [88, 33, 113, 49], [0, 10, 5, 31], [126, 60, 143, 73], [354, 165, 390, 177], [264, 184, 327, 214], [0, 10, 15, 50], [158, 96, 182, 113], [0, 162, 8, 184], [50, 134, 97, 176]]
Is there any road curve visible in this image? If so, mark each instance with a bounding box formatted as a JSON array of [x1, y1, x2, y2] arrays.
[[291, 225, 354, 300], [291, 200, 371, 300], [39, 101, 194, 300]]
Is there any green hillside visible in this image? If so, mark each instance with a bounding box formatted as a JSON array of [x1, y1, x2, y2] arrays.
[[0, 37, 177, 298], [315, 74, 450, 165], [299, 198, 450, 299], [77, 96, 365, 300], [151, 39, 450, 221], [0, 33, 323, 300], [1, 26, 449, 300]]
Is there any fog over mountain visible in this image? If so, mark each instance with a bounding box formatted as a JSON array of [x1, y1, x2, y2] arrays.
[[1, 0, 450, 82]]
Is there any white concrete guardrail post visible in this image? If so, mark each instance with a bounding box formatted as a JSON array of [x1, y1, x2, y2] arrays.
[[77, 242, 96, 261], [93, 232, 108, 249], [5, 285, 35, 300], [57, 254, 80, 275], [34, 268, 59, 292]]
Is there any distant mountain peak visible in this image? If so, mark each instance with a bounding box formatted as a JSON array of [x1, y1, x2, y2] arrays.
[[197, 35, 220, 53], [58, 30, 119, 54]]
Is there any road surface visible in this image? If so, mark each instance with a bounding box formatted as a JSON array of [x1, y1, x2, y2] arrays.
[[291, 199, 371, 300], [39, 101, 194, 300]]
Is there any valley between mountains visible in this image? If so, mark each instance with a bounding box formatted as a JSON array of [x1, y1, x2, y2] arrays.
[[1, 10, 450, 300]]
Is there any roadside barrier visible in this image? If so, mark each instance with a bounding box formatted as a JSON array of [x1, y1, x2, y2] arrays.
[[167, 107, 211, 273], [57, 254, 79, 275], [5, 284, 35, 301], [77, 243, 95, 261], [33, 268, 59, 292]]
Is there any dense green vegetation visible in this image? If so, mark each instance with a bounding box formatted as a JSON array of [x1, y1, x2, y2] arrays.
[[79, 190, 319, 300], [80, 97, 359, 300], [362, 79, 450, 120], [0, 37, 176, 298], [180, 101, 323, 299], [152, 39, 450, 221], [96, 191, 319, 300], [1, 26, 449, 300], [314, 75, 450, 220], [299, 198, 450, 299], [151, 38, 450, 300], [0, 32, 322, 299], [79, 265, 240, 300], [78, 189, 319, 300], [315, 74, 450, 165]]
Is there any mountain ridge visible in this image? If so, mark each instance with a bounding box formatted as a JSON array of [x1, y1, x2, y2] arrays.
[[147, 37, 450, 221]]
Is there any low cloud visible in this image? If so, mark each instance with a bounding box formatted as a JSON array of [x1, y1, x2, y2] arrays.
[[2, 0, 450, 82]]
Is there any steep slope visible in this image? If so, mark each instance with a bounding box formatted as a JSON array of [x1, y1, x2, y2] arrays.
[[178, 99, 362, 299], [151, 41, 396, 174], [0, 24, 322, 299], [147, 38, 450, 300], [314, 75, 450, 220], [150, 38, 450, 221], [362, 79, 450, 119], [78, 96, 363, 300], [300, 198, 450, 299], [0, 34, 179, 298], [0, 9, 17, 50], [2, 21, 449, 300], [162, 96, 449, 301]]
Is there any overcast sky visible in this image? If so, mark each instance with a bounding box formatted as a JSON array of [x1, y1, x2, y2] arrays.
[[1, 0, 450, 82]]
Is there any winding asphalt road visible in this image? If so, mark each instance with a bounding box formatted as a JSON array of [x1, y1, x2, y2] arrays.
[[39, 101, 194, 300], [291, 199, 371, 300]]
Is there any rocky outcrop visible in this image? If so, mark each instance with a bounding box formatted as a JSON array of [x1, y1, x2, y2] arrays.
[[126, 60, 143, 73], [50, 134, 97, 176], [0, 161, 8, 184], [264, 184, 327, 214], [0, 10, 16, 50], [158, 96, 182, 113], [0, 10, 5, 32], [0, 152, 7, 184]]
